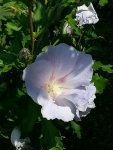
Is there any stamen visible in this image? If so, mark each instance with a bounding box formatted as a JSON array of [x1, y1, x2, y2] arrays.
[[46, 82, 62, 100]]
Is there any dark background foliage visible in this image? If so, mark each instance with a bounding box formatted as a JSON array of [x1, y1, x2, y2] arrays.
[[0, 0, 113, 150]]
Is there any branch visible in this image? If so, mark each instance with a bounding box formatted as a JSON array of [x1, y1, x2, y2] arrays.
[[28, 1, 34, 55]]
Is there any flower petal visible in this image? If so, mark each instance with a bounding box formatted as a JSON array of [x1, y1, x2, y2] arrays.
[[75, 3, 99, 26], [36, 43, 93, 88], [36, 43, 80, 81], [61, 52, 93, 88], [23, 60, 53, 102], [41, 100, 74, 122], [11, 127, 21, 147], [57, 84, 96, 119], [55, 97, 81, 121], [23, 43, 96, 122]]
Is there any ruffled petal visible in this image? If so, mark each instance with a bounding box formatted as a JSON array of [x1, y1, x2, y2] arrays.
[[76, 84, 96, 112], [41, 100, 74, 122], [57, 84, 96, 119], [23, 60, 53, 102], [75, 3, 99, 26]]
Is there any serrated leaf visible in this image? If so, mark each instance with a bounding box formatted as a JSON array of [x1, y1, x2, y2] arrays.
[[93, 61, 113, 73], [92, 74, 108, 94]]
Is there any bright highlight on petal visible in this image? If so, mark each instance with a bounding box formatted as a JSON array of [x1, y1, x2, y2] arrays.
[[23, 43, 96, 122]]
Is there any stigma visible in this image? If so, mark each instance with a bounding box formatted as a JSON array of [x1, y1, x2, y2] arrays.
[[46, 82, 62, 100]]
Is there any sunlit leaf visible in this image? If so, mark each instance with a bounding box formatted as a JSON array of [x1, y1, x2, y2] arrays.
[[93, 61, 113, 73], [92, 73, 108, 94]]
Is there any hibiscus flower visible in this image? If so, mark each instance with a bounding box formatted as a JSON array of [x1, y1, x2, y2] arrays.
[[23, 43, 96, 122], [75, 3, 99, 26]]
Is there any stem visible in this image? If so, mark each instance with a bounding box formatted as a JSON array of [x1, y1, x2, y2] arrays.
[[28, 1, 34, 55]]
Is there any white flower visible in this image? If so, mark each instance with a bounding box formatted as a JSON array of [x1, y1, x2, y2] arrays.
[[75, 3, 99, 26], [23, 43, 96, 122], [11, 127, 33, 150], [11, 127, 21, 148]]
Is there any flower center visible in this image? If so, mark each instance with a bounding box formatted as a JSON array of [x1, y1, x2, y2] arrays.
[[46, 82, 62, 99]]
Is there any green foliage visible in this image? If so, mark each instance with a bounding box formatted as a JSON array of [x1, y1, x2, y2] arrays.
[[0, 6, 11, 20], [93, 73, 108, 94], [99, 0, 108, 6], [93, 61, 113, 73], [49, 137, 64, 150], [6, 22, 22, 34], [41, 120, 64, 149], [20, 100, 39, 136], [71, 121, 81, 139]]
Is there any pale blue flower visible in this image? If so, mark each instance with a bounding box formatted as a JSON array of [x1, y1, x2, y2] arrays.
[[75, 3, 99, 26], [23, 43, 96, 122], [11, 127, 35, 150]]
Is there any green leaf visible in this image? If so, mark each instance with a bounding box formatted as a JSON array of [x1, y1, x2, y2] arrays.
[[93, 61, 102, 71], [0, 64, 13, 74], [71, 121, 81, 139], [55, 136, 64, 150], [0, 6, 11, 20], [99, 0, 108, 6], [49, 136, 64, 150], [92, 73, 108, 94], [0, 59, 3, 67], [47, 4, 63, 25], [61, 0, 75, 6], [101, 64, 113, 73], [93, 61, 113, 73], [42, 120, 59, 148], [67, 16, 82, 36], [20, 101, 39, 136], [0, 50, 17, 65], [33, 1, 46, 26], [50, 148, 59, 150], [6, 22, 22, 35]]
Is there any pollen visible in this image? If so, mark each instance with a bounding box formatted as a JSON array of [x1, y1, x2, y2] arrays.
[[46, 82, 62, 99]]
